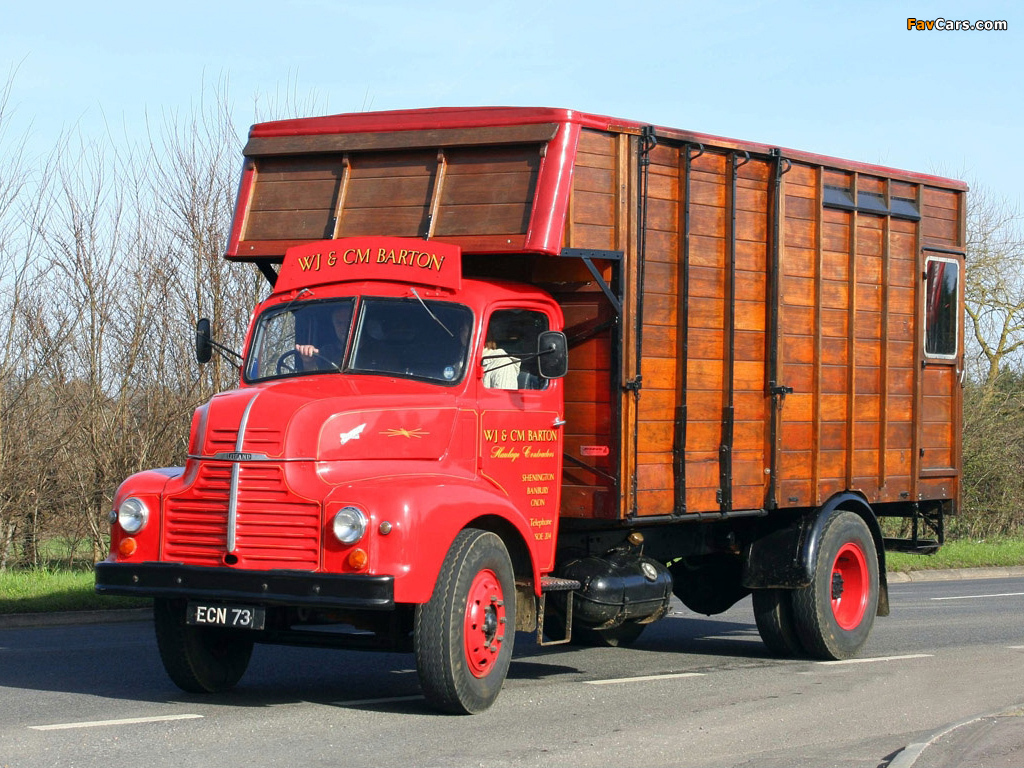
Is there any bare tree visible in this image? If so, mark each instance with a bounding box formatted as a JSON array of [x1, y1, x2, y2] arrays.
[[964, 185, 1024, 385]]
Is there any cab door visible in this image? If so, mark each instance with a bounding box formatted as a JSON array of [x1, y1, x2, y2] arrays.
[[477, 306, 564, 573]]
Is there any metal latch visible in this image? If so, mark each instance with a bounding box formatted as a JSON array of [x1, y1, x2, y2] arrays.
[[769, 382, 793, 405]]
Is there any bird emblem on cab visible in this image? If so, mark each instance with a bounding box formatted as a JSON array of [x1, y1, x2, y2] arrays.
[[339, 423, 366, 445]]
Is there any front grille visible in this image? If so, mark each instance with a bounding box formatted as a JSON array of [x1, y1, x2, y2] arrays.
[[204, 425, 284, 457], [165, 462, 320, 569]]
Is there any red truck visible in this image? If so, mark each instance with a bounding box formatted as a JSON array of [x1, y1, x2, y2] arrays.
[[96, 107, 965, 713]]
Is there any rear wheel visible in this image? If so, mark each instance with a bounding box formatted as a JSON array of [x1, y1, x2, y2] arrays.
[[752, 589, 804, 657], [153, 598, 254, 693], [791, 511, 879, 660], [415, 529, 516, 714]]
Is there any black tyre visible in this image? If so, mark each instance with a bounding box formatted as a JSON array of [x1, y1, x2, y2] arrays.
[[414, 529, 517, 714], [791, 510, 879, 660], [154, 598, 254, 693], [752, 589, 804, 657]]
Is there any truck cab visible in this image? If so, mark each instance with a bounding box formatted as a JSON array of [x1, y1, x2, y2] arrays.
[[97, 236, 568, 713]]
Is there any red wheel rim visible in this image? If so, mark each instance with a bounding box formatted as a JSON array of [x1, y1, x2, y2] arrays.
[[830, 542, 869, 630], [464, 568, 506, 678]]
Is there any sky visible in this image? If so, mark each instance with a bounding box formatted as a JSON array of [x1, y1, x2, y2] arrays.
[[2, 0, 1021, 206]]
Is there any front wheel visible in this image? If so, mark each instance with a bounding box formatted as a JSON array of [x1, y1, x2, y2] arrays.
[[791, 511, 879, 660], [154, 598, 254, 693], [414, 529, 517, 714]]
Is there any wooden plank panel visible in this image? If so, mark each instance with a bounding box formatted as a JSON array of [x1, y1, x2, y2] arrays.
[[434, 203, 531, 236], [245, 209, 333, 240], [344, 175, 434, 209], [575, 165, 615, 194], [690, 203, 727, 238], [922, 216, 958, 243], [646, 198, 680, 232], [249, 179, 338, 211], [689, 235, 726, 268], [783, 336, 813, 364], [922, 187, 960, 211], [690, 178, 726, 207], [577, 129, 616, 156], [923, 366, 954, 395], [440, 172, 536, 206], [571, 223, 616, 250], [573, 191, 616, 226], [255, 156, 347, 181], [565, 402, 612, 433], [337, 208, 427, 237], [784, 163, 817, 189], [785, 217, 816, 250], [783, 246, 817, 278]]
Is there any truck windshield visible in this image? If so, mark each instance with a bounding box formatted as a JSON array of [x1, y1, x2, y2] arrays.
[[349, 297, 474, 384], [245, 298, 355, 381], [244, 296, 474, 385]]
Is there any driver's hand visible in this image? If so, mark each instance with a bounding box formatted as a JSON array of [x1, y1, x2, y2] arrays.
[[295, 344, 318, 360]]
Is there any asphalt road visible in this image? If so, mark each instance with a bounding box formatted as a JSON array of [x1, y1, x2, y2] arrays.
[[1, 577, 1022, 768]]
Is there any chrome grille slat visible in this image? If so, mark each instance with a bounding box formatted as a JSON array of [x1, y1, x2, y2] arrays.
[[165, 462, 319, 569]]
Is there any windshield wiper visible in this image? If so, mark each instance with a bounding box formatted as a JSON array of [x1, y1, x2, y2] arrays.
[[410, 287, 454, 337]]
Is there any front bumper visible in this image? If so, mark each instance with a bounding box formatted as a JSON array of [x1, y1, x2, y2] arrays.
[[95, 562, 394, 610]]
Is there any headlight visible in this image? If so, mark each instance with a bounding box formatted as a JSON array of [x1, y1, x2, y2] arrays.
[[333, 506, 368, 545], [118, 497, 149, 534]]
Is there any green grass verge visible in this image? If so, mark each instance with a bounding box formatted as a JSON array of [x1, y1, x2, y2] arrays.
[[0, 568, 150, 615], [887, 537, 1024, 572]]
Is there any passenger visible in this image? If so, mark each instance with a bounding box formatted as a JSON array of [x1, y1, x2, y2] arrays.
[[482, 330, 520, 390]]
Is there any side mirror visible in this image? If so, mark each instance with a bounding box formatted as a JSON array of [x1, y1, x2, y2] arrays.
[[536, 331, 568, 379], [196, 318, 213, 365]]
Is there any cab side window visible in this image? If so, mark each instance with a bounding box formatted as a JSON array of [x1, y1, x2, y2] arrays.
[[482, 309, 549, 390]]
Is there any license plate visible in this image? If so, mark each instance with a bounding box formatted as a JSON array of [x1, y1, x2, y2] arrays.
[[186, 602, 266, 630]]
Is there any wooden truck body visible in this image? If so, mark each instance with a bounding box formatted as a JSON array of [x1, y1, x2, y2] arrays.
[[97, 107, 964, 713]]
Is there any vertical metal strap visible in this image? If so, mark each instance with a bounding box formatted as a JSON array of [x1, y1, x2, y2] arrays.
[[673, 144, 703, 514], [766, 148, 792, 509], [628, 126, 657, 517], [719, 152, 748, 514]]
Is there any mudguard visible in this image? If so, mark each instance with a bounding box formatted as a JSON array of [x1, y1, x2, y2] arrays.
[[743, 493, 890, 616]]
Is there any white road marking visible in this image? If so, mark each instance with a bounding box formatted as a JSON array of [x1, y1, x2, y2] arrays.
[[931, 592, 1024, 601], [586, 672, 705, 685], [332, 695, 424, 707], [817, 653, 933, 666], [31, 714, 203, 731]]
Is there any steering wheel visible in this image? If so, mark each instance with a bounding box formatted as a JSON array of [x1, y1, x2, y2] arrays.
[[276, 349, 341, 375], [276, 349, 301, 375]]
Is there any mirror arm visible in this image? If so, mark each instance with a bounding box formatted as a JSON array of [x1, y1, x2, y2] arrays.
[[210, 339, 243, 365]]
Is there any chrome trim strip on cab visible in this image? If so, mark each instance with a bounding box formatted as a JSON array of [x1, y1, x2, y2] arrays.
[[227, 394, 261, 553]]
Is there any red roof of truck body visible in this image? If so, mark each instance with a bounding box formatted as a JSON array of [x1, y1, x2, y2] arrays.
[[247, 106, 966, 191]]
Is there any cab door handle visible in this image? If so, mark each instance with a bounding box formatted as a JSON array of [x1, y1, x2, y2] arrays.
[[553, 418, 566, 428]]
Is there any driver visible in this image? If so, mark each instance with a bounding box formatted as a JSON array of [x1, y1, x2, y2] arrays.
[[295, 305, 351, 370]]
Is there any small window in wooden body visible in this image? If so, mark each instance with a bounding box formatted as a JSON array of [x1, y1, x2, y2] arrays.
[[924, 256, 959, 359]]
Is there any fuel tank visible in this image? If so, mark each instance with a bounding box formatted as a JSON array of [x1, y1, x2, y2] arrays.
[[559, 547, 673, 629]]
